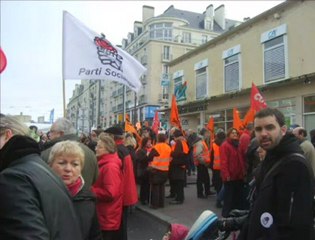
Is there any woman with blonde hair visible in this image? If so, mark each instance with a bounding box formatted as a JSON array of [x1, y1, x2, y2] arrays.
[[92, 133, 124, 240], [0, 114, 82, 239], [48, 140, 101, 240]]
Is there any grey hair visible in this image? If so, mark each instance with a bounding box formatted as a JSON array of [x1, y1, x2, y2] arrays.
[[52, 118, 76, 135], [0, 114, 30, 136]]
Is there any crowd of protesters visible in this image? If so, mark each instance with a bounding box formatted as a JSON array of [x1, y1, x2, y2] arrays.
[[1, 109, 315, 240]]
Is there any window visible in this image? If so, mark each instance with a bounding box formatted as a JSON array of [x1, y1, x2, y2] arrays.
[[196, 67, 207, 99], [267, 98, 296, 126], [264, 35, 286, 82], [304, 95, 315, 113], [149, 23, 172, 41], [224, 54, 240, 92], [304, 95, 315, 140], [163, 46, 171, 60], [162, 64, 169, 74], [182, 32, 191, 43]]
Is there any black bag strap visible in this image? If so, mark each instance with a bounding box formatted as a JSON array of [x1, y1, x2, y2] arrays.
[[262, 153, 305, 184]]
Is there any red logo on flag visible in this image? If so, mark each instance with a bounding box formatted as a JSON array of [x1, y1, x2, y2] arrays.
[[251, 83, 267, 112], [94, 34, 122, 71]]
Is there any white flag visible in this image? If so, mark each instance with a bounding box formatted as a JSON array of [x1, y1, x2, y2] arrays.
[[62, 11, 146, 92]]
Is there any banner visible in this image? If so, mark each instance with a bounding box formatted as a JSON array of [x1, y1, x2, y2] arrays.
[[170, 94, 183, 132], [63, 11, 146, 92], [0, 48, 7, 74], [251, 83, 267, 112]]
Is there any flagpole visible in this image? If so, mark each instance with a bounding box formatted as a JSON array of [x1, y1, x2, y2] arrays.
[[123, 85, 126, 125], [62, 11, 66, 118]]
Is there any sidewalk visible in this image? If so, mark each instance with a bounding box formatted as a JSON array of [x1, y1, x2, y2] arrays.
[[136, 174, 222, 228]]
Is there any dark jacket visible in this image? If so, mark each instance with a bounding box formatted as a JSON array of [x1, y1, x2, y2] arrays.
[[73, 185, 102, 240], [41, 134, 99, 188], [241, 133, 314, 240], [0, 135, 83, 240], [136, 147, 150, 179], [170, 138, 189, 180]]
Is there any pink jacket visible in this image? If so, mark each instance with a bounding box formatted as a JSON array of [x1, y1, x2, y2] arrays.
[[91, 153, 123, 230]]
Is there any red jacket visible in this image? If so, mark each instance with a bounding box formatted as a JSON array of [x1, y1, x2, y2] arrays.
[[91, 153, 123, 231], [116, 140, 138, 206], [239, 130, 251, 161], [220, 138, 245, 182]]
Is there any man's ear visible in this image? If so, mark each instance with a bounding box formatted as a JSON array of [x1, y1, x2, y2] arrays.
[[281, 125, 287, 136]]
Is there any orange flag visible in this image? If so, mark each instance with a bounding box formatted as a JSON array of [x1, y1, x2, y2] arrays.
[[125, 116, 142, 145], [233, 107, 243, 131], [243, 107, 255, 128], [170, 94, 183, 132]]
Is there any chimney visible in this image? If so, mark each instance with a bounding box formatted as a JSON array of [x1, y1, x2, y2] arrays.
[[142, 5, 154, 23], [214, 4, 225, 30], [204, 4, 214, 31]]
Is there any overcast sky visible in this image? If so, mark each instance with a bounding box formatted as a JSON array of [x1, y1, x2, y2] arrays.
[[0, 1, 283, 121]]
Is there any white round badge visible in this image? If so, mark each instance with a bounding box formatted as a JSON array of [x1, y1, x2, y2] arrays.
[[260, 212, 273, 228]]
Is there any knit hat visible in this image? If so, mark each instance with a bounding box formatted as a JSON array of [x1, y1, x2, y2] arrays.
[[104, 126, 124, 136], [170, 223, 189, 240], [173, 129, 183, 138]]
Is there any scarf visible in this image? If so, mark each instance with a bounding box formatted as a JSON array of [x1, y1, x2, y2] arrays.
[[67, 175, 84, 197]]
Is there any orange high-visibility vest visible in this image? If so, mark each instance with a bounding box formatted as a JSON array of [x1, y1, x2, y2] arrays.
[[171, 139, 189, 154], [212, 142, 221, 170], [150, 142, 172, 171], [193, 140, 210, 166]]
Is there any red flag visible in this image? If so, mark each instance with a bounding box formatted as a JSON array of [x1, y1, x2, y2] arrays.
[[170, 94, 183, 132], [233, 107, 243, 131], [251, 83, 267, 112], [242, 107, 255, 127], [151, 111, 160, 135], [0, 48, 7, 74]]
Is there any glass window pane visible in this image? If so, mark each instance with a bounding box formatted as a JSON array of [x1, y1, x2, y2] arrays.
[[264, 45, 285, 82], [196, 72, 207, 99], [304, 95, 315, 113], [264, 35, 283, 48], [225, 61, 239, 92]]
